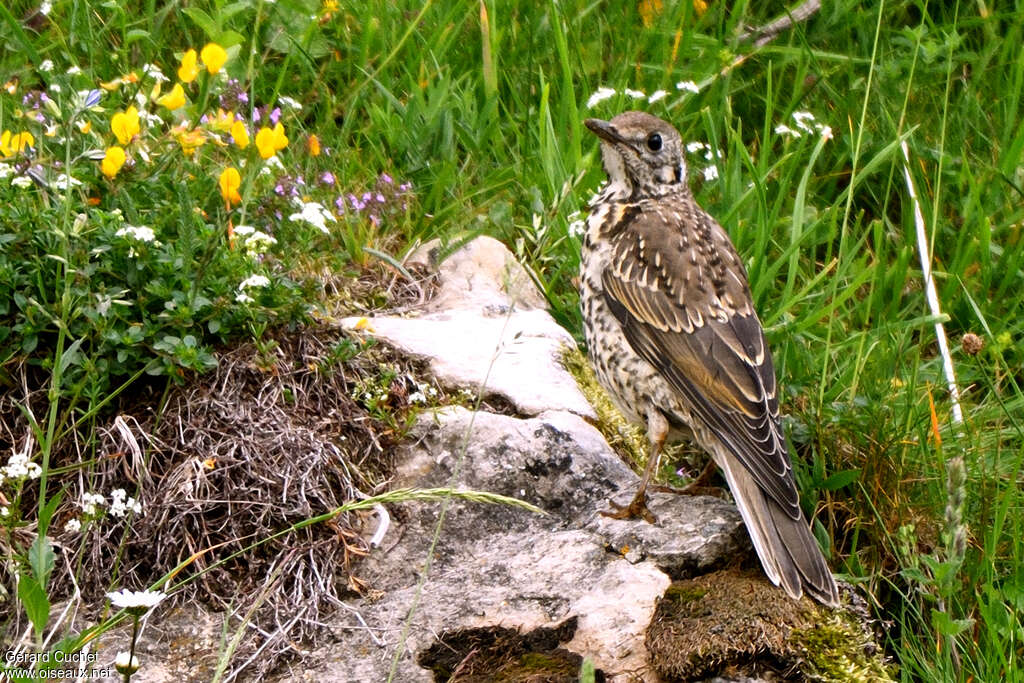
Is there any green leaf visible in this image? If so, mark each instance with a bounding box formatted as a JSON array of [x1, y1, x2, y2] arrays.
[[931, 609, 974, 637], [820, 469, 861, 491], [58, 338, 83, 375], [38, 490, 63, 539], [28, 534, 56, 589], [183, 7, 220, 40], [17, 574, 50, 640]]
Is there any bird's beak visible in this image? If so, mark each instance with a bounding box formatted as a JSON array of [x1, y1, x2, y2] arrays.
[[585, 118, 627, 145]]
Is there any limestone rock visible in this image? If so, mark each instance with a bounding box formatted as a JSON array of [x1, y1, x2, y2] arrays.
[[341, 236, 595, 419]]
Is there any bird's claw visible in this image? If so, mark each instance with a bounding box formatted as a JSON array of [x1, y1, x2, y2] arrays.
[[601, 493, 657, 524]]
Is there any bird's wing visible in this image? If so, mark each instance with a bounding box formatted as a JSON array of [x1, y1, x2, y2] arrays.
[[601, 205, 801, 518]]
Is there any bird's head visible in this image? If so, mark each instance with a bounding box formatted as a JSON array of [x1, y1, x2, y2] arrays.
[[585, 111, 688, 200]]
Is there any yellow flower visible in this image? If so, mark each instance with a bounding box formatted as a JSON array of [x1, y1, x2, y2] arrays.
[[219, 167, 242, 205], [252, 123, 290, 159], [230, 120, 249, 149], [77, 120, 92, 134], [157, 83, 186, 110], [172, 125, 206, 156], [101, 146, 126, 178], [307, 134, 321, 156], [1, 130, 35, 157], [209, 108, 235, 133], [111, 106, 140, 145], [178, 49, 199, 83], [200, 43, 228, 75], [272, 122, 288, 151]]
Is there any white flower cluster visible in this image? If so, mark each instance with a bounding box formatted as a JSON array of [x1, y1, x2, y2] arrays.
[[288, 198, 335, 233], [236, 273, 271, 303], [115, 224, 158, 243], [81, 492, 106, 517], [1, 450, 43, 484], [109, 488, 143, 517], [566, 210, 585, 238], [76, 488, 142, 525], [233, 225, 278, 255], [408, 381, 439, 405], [586, 81, 701, 109], [684, 141, 723, 183], [775, 111, 833, 140]]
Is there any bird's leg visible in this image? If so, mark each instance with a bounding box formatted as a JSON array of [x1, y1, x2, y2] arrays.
[[602, 409, 667, 524], [652, 458, 726, 498]]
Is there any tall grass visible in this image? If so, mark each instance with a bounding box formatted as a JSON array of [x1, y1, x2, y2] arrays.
[[2, 0, 1023, 678]]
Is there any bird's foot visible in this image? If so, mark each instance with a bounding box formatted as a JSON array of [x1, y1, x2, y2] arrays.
[[601, 492, 657, 524], [651, 482, 727, 498]]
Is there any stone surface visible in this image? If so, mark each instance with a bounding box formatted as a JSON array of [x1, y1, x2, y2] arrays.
[[341, 236, 596, 420], [288, 406, 745, 682]]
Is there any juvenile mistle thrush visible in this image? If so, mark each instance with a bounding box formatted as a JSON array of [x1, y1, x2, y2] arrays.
[[580, 111, 839, 606]]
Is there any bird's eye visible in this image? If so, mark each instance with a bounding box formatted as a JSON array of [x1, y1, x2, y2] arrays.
[[646, 133, 662, 152]]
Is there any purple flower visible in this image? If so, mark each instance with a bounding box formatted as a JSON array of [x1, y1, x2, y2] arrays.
[[319, 172, 336, 186], [269, 107, 281, 125], [380, 172, 393, 184], [399, 182, 412, 192], [334, 196, 346, 212]]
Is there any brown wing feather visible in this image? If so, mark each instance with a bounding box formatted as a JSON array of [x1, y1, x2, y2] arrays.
[[602, 205, 801, 518]]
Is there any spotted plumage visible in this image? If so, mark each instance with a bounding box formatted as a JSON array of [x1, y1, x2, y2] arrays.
[[580, 111, 838, 606]]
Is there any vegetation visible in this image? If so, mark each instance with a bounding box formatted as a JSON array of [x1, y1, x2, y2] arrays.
[[1, 0, 1022, 679]]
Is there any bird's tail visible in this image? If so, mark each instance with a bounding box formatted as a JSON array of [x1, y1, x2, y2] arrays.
[[719, 456, 839, 606]]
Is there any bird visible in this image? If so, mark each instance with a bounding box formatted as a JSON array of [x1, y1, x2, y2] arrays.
[[579, 110, 839, 606]]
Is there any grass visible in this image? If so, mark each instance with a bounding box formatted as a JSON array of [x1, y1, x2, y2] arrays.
[[1, 0, 1024, 679]]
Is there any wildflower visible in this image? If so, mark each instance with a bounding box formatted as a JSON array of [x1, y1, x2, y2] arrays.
[[774, 123, 800, 138], [39, 59, 54, 72], [81, 492, 105, 517], [172, 126, 206, 155], [792, 110, 816, 133], [219, 79, 249, 111], [279, 95, 302, 111], [238, 274, 270, 300], [219, 167, 242, 206], [624, 88, 646, 99], [157, 83, 186, 110], [200, 43, 228, 74], [307, 133, 321, 156], [65, 518, 82, 533], [107, 589, 166, 615], [111, 106, 140, 145], [108, 489, 142, 517], [586, 86, 617, 109], [230, 119, 249, 149], [11, 176, 33, 189], [255, 123, 288, 159], [676, 80, 700, 93], [141, 63, 168, 82], [40, 0, 53, 15], [101, 146, 127, 178], [289, 199, 335, 233], [177, 49, 199, 83], [648, 89, 668, 103], [319, 171, 335, 186], [208, 108, 236, 133], [0, 130, 35, 157], [234, 225, 277, 254], [115, 224, 156, 242], [702, 165, 719, 181], [0, 506, 7, 518], [114, 652, 140, 676]]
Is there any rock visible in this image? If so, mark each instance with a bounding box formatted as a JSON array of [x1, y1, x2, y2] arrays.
[[341, 236, 595, 419], [290, 406, 746, 682]]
